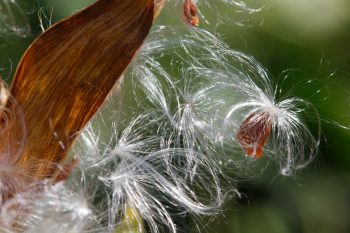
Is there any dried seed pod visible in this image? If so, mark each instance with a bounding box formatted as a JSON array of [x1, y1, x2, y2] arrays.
[[2, 0, 154, 184]]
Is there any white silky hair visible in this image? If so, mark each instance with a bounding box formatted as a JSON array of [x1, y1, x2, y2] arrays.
[[170, 0, 264, 13], [0, 24, 320, 233], [0, 0, 31, 37], [71, 112, 226, 233], [0, 181, 99, 233], [164, 0, 266, 26], [133, 25, 320, 176], [0, 0, 321, 232]]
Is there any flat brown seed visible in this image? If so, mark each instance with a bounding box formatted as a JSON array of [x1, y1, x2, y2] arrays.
[[236, 112, 272, 158], [183, 0, 200, 26], [4, 0, 154, 179], [154, 0, 166, 20]]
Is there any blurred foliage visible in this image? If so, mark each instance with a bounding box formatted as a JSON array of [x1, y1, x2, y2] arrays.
[[0, 0, 349, 232]]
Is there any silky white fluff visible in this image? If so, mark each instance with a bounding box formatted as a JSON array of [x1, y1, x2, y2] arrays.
[[0, 0, 31, 37], [0, 181, 98, 233], [132, 25, 320, 176], [70, 111, 225, 233], [0, 0, 321, 233], [160, 0, 266, 26]]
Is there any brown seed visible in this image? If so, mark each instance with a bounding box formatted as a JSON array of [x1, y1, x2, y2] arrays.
[[236, 112, 272, 158], [183, 0, 200, 26], [154, 0, 166, 20]]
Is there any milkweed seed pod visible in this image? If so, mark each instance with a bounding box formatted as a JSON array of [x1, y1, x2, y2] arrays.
[[0, 0, 321, 232]]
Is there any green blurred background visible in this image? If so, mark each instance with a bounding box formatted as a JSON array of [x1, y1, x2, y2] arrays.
[[1, 0, 350, 232]]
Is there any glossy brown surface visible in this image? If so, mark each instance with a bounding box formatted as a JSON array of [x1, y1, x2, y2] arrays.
[[154, 0, 166, 20], [5, 0, 154, 179], [183, 0, 199, 26], [237, 112, 272, 158]]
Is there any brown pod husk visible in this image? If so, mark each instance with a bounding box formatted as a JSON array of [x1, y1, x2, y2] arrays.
[[4, 0, 154, 181]]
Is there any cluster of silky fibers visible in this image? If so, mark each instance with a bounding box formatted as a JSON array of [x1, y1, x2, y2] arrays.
[[0, 0, 320, 233]]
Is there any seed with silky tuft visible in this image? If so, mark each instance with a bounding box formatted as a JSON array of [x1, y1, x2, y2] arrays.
[[236, 112, 272, 158]]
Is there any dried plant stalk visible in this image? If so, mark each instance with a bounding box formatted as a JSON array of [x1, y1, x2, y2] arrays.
[[4, 0, 154, 180]]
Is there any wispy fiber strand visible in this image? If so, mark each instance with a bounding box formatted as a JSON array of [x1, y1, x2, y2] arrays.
[[0, 0, 321, 232]]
